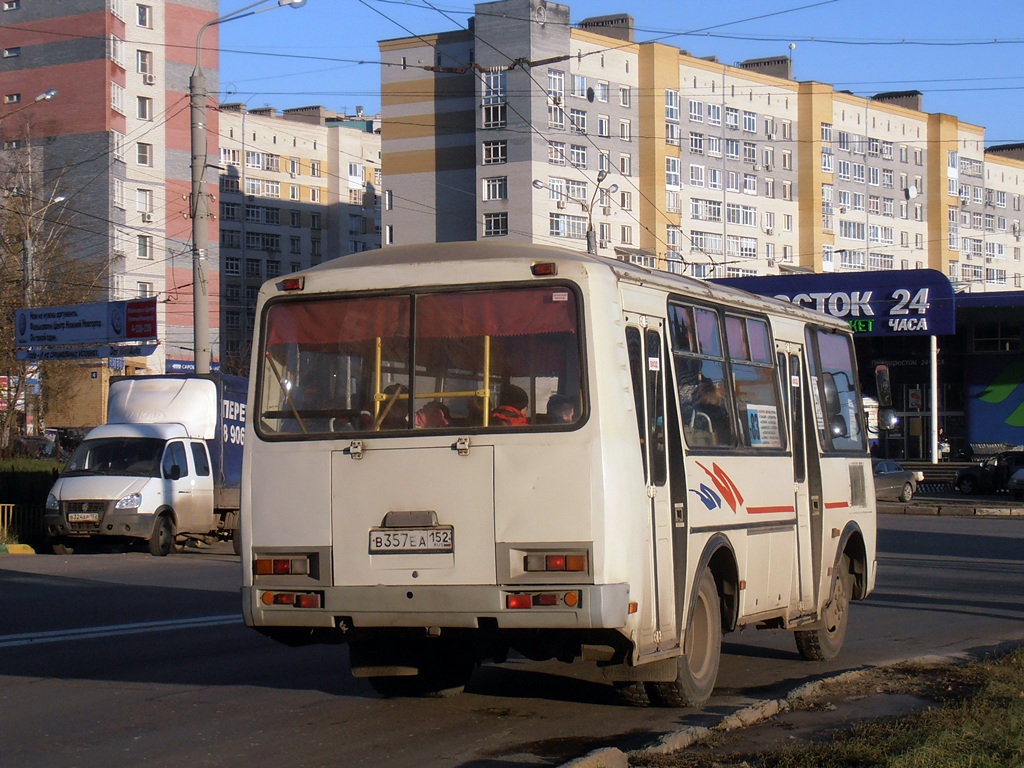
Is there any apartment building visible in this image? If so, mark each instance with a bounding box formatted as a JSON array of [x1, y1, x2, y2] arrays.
[[0, 0, 221, 378], [216, 104, 382, 367], [379, 0, 1024, 291]]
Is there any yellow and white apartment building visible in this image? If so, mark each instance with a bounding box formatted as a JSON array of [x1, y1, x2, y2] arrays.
[[379, 0, 1024, 291]]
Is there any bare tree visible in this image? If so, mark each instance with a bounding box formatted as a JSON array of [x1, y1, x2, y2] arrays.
[[0, 148, 100, 450]]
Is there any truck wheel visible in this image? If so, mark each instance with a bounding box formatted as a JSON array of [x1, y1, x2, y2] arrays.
[[51, 539, 75, 555], [647, 569, 722, 708], [231, 533, 241, 556], [795, 554, 852, 661], [148, 515, 176, 557], [959, 476, 978, 495]]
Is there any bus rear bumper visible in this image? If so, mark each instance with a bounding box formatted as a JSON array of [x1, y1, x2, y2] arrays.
[[242, 583, 631, 632]]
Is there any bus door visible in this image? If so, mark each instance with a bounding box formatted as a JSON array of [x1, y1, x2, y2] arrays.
[[783, 345, 822, 611], [624, 316, 677, 654]]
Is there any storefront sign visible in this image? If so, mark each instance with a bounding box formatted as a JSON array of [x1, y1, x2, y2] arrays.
[[714, 269, 955, 336]]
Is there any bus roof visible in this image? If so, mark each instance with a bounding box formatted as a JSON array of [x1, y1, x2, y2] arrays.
[[277, 242, 850, 332]]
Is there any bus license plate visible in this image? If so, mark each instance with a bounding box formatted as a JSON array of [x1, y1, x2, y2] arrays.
[[67, 512, 100, 523], [369, 526, 454, 554]]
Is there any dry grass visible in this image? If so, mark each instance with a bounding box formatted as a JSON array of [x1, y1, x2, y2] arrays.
[[631, 648, 1024, 768]]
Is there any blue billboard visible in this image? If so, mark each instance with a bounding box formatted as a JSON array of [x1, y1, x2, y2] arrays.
[[713, 269, 956, 336]]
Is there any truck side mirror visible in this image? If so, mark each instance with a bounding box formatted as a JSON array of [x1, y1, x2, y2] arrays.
[[874, 364, 897, 432]]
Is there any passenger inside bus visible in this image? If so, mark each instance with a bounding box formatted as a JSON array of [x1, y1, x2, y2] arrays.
[[545, 393, 577, 424], [415, 400, 452, 428], [491, 385, 530, 426], [376, 383, 410, 430], [684, 377, 733, 444]]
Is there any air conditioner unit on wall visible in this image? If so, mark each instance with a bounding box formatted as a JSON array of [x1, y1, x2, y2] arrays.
[[556, 200, 566, 209], [143, 73, 156, 86], [602, 206, 612, 216], [141, 212, 153, 223]]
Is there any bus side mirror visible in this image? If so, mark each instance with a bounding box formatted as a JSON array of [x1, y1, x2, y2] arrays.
[[874, 364, 893, 408], [822, 372, 842, 416], [874, 364, 897, 432], [829, 414, 849, 438]]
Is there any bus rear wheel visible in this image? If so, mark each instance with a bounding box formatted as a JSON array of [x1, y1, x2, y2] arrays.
[[362, 639, 474, 699], [647, 569, 721, 708], [795, 554, 852, 661]]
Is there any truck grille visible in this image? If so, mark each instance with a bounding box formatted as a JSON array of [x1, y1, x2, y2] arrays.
[[61, 501, 107, 533]]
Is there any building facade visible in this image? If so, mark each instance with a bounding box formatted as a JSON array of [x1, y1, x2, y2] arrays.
[[216, 104, 382, 369], [379, 0, 1024, 292], [0, 0, 221, 376]]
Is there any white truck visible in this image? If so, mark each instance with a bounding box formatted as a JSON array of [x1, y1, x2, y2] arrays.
[[44, 374, 247, 556]]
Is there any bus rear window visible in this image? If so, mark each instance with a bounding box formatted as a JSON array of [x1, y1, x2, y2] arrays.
[[257, 286, 583, 436]]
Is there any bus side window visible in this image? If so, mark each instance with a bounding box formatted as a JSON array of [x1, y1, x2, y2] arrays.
[[625, 326, 648, 476]]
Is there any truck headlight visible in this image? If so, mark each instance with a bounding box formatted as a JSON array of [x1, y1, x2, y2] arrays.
[[46, 493, 59, 511], [115, 493, 142, 510]]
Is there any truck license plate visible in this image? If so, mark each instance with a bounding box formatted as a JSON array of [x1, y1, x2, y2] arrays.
[[369, 526, 454, 554], [67, 512, 100, 523]]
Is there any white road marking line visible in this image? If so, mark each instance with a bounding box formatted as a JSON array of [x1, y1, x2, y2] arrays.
[[0, 615, 240, 648]]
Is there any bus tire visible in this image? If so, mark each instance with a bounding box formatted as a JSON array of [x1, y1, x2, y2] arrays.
[[365, 640, 473, 699], [613, 681, 650, 707], [648, 569, 722, 708], [795, 554, 852, 661], [147, 514, 176, 557]]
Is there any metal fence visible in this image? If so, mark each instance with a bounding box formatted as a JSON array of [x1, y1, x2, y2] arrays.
[[0, 504, 46, 547]]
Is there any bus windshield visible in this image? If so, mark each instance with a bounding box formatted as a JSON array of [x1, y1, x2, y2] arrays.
[[257, 285, 584, 436]]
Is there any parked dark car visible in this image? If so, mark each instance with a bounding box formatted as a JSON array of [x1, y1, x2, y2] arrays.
[[954, 450, 1024, 495], [1007, 467, 1024, 500], [873, 459, 923, 502]]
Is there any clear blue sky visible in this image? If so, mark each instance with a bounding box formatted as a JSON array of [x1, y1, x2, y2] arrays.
[[219, 0, 1024, 146]]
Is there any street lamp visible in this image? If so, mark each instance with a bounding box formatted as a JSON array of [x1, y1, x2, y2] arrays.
[[532, 170, 618, 255], [190, 0, 307, 374]]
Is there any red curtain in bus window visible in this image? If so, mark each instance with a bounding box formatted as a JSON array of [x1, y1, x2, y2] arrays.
[[415, 288, 577, 338], [264, 296, 410, 350]]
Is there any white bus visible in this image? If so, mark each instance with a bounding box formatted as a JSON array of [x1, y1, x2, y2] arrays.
[[241, 242, 877, 706]]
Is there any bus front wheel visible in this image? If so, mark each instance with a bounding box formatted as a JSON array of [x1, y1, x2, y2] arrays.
[[795, 554, 852, 661], [647, 569, 722, 708]]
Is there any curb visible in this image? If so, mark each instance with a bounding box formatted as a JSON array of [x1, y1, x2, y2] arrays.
[[0, 543, 36, 555]]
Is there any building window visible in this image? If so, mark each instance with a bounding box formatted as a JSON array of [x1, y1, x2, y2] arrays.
[[619, 86, 631, 107], [569, 144, 587, 169], [310, 160, 321, 177], [619, 120, 631, 142], [571, 74, 586, 98], [136, 188, 153, 212], [483, 176, 508, 201], [547, 141, 565, 166], [595, 81, 609, 103], [221, 230, 241, 248], [547, 69, 565, 129], [483, 212, 508, 237], [137, 234, 153, 259], [111, 83, 125, 114], [2, 1, 21, 10], [310, 187, 321, 203], [137, 4, 152, 27], [224, 256, 241, 276], [114, 179, 125, 209], [136, 142, 152, 166], [220, 202, 239, 220], [569, 108, 587, 134], [619, 153, 631, 175], [2, 47, 20, 57], [481, 70, 506, 129], [109, 35, 125, 68], [137, 50, 153, 74], [483, 140, 507, 165], [137, 281, 153, 298], [310, 212, 321, 230]]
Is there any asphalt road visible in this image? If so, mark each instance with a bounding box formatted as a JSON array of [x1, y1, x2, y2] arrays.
[[1, 512, 1022, 768]]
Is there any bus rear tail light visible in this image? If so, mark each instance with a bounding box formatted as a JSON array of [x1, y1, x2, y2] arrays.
[[254, 555, 310, 576], [260, 591, 322, 608], [505, 591, 581, 609], [524, 553, 588, 573]]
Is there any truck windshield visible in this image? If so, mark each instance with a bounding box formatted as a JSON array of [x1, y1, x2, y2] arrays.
[[61, 437, 166, 478], [257, 285, 584, 436]]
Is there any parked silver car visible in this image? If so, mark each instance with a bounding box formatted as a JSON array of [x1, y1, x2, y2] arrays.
[[873, 459, 924, 502]]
